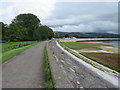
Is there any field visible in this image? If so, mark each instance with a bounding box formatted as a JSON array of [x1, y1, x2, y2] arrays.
[[60, 42, 119, 72], [0, 41, 40, 63], [2, 41, 33, 52]]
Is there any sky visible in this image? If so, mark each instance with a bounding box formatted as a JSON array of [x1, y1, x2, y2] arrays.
[[0, 0, 119, 33]]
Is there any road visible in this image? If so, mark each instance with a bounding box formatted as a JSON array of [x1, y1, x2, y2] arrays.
[[2, 42, 47, 88]]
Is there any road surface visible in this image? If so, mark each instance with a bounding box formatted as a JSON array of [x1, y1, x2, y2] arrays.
[[2, 42, 47, 88]]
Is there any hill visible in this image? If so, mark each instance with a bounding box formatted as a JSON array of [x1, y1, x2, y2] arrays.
[[55, 32, 120, 38]]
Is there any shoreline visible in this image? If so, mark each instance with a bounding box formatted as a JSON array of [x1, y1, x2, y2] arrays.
[[60, 38, 119, 42]]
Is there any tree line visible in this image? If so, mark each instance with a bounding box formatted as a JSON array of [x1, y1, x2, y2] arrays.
[[2, 13, 54, 42], [55, 32, 120, 38]]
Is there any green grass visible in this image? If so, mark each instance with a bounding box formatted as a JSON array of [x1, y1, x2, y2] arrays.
[[2, 41, 34, 52], [0, 41, 40, 64], [59, 42, 103, 50], [44, 45, 54, 88]]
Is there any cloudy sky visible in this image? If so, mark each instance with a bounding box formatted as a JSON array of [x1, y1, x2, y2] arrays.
[[0, 0, 119, 33]]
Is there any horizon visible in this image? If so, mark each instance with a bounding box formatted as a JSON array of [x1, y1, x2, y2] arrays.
[[54, 31, 119, 34]]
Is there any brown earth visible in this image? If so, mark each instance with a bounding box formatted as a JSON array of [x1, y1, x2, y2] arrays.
[[82, 53, 120, 71]]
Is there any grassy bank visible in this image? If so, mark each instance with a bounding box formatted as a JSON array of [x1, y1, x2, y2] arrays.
[[0, 41, 40, 63], [44, 45, 54, 88], [2, 41, 34, 52], [59, 41, 120, 72], [60, 42, 103, 50]]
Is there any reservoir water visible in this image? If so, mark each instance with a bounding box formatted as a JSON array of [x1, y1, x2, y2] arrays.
[[102, 40, 119, 47], [81, 40, 119, 47]]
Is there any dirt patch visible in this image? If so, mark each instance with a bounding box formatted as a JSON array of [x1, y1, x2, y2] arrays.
[[83, 53, 120, 71], [82, 42, 105, 44], [78, 44, 118, 54], [100, 46, 118, 53], [78, 49, 113, 53]]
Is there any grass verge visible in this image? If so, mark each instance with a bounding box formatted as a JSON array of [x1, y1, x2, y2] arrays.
[[2, 41, 35, 52], [44, 45, 54, 88], [1, 42, 40, 64]]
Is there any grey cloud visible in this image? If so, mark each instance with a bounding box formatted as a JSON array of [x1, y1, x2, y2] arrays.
[[42, 15, 101, 27], [52, 21, 118, 33], [42, 2, 118, 33]]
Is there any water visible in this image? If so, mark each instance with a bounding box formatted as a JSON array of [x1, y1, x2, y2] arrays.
[[102, 40, 119, 47], [81, 40, 119, 47]]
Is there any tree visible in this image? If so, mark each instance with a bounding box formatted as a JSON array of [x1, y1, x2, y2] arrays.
[[1, 22, 9, 41], [7, 23, 28, 41], [65, 34, 69, 38], [47, 27, 54, 39], [73, 35, 79, 38], [39, 26, 54, 40], [2, 13, 54, 41], [33, 25, 54, 41], [12, 13, 41, 40], [54, 32, 59, 38], [33, 27, 42, 41]]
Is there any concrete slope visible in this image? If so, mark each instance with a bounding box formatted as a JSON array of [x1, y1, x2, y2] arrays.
[[2, 42, 47, 88], [49, 40, 119, 88]]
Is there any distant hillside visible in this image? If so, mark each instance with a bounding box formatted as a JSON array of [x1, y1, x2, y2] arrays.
[[55, 32, 120, 38]]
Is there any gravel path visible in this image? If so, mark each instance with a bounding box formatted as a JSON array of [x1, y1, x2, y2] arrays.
[[2, 42, 47, 88]]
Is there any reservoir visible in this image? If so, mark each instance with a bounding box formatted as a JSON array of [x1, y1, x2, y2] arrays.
[[102, 40, 119, 47], [79, 40, 119, 47]]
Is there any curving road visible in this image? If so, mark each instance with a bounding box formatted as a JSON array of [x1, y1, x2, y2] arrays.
[[2, 42, 47, 88]]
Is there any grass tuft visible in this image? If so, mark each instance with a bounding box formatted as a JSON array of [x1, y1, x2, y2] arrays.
[[44, 45, 54, 88]]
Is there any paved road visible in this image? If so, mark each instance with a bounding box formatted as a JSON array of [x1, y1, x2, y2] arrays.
[[2, 42, 47, 88]]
